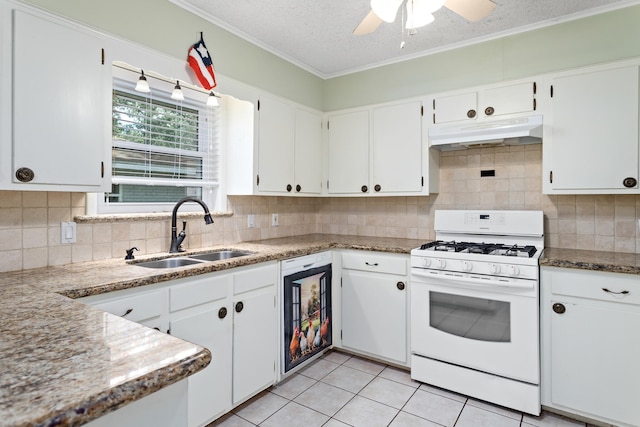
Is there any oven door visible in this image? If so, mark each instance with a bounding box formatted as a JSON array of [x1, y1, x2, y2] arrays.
[[411, 271, 539, 384]]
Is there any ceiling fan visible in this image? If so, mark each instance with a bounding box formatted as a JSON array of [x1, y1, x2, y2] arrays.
[[354, 0, 497, 35]]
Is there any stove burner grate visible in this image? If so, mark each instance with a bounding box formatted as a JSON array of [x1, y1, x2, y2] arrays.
[[419, 241, 537, 258]]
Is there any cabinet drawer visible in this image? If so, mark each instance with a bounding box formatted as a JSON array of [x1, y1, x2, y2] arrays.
[[93, 290, 165, 322], [170, 273, 230, 312], [548, 268, 640, 306], [341, 251, 407, 275], [233, 263, 277, 295]]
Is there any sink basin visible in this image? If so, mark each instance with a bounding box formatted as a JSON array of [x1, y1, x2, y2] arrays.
[[188, 250, 253, 262], [135, 257, 204, 269]]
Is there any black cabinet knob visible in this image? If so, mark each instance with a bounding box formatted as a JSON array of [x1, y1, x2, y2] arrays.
[[623, 177, 637, 188], [218, 307, 228, 319], [397, 281, 405, 290], [374, 184, 381, 192], [467, 109, 476, 118], [361, 185, 368, 193], [484, 106, 495, 116], [296, 184, 301, 192], [286, 184, 292, 192], [552, 303, 566, 314], [235, 301, 244, 313], [15, 167, 34, 183]]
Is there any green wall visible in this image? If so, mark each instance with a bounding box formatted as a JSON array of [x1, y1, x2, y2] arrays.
[[324, 5, 640, 110], [23, 0, 325, 110], [21, 1, 640, 112]]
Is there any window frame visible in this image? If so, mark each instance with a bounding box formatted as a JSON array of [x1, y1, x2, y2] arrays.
[[97, 66, 223, 215]]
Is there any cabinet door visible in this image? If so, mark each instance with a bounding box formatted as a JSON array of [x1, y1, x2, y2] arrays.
[[478, 82, 535, 118], [257, 96, 295, 193], [550, 300, 640, 426], [372, 102, 423, 194], [433, 92, 477, 124], [12, 9, 109, 189], [232, 284, 277, 405], [294, 109, 322, 194], [327, 110, 370, 194], [341, 270, 407, 364], [171, 306, 231, 427], [548, 66, 639, 191]]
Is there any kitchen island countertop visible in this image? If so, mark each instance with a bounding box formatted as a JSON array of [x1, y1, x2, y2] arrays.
[[0, 234, 421, 427]]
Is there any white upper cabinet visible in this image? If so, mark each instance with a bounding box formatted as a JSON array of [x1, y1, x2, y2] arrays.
[[372, 101, 423, 194], [294, 108, 323, 194], [327, 110, 370, 194], [327, 101, 435, 196], [257, 96, 295, 193], [543, 63, 640, 194], [432, 81, 536, 124], [229, 94, 322, 195], [0, 4, 111, 191]]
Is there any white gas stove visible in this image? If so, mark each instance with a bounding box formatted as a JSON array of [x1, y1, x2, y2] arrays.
[[410, 210, 544, 415]]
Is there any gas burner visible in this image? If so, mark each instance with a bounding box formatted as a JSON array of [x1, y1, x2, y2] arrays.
[[418, 241, 537, 258]]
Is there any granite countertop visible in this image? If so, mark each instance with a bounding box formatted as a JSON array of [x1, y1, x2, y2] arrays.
[[540, 247, 640, 275], [0, 234, 421, 427]]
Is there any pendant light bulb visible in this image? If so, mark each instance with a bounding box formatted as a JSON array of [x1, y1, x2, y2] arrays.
[[135, 70, 150, 93], [207, 91, 219, 107], [171, 80, 184, 101]]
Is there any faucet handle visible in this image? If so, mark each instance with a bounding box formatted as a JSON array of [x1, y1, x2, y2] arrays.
[[181, 220, 187, 232], [125, 247, 139, 260]]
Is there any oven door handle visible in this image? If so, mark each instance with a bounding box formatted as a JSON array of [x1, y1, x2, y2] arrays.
[[411, 270, 534, 290]]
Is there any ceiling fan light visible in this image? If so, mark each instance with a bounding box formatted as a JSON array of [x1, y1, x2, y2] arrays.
[[371, 0, 403, 23]]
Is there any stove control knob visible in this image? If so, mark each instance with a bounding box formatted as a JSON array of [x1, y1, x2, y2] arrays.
[[421, 258, 432, 268], [489, 263, 501, 274], [436, 259, 447, 269], [461, 260, 473, 272], [508, 265, 520, 276]]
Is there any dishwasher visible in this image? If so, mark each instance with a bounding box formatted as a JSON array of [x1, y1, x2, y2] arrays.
[[280, 251, 332, 378]]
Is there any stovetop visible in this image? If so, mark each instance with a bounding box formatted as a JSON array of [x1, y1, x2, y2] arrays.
[[419, 240, 538, 258]]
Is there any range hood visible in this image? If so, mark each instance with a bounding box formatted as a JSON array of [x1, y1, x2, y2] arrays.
[[429, 115, 543, 151]]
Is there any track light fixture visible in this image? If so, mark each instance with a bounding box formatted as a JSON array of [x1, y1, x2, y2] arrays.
[[206, 91, 220, 107], [171, 80, 184, 101], [135, 70, 150, 93]]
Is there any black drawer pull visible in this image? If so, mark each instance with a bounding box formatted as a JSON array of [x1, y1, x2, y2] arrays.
[[365, 262, 379, 267], [122, 308, 133, 317], [602, 288, 629, 295]]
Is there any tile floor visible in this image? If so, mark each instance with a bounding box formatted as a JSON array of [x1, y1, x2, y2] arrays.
[[209, 350, 594, 427]]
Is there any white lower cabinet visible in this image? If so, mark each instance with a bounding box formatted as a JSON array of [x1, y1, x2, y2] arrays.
[[81, 261, 278, 427], [232, 264, 278, 405], [541, 267, 640, 427], [339, 251, 409, 366]]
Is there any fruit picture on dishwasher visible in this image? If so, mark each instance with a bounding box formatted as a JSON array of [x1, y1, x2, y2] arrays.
[[282, 267, 332, 374]]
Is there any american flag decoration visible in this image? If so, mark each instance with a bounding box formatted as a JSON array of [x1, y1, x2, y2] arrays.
[[187, 32, 217, 90]]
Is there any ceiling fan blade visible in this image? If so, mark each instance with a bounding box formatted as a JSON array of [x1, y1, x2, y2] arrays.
[[353, 10, 383, 35], [444, 0, 496, 22]]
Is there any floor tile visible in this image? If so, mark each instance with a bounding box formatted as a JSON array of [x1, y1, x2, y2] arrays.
[[523, 411, 587, 426], [293, 381, 355, 417], [403, 388, 465, 427], [271, 373, 317, 400], [359, 377, 417, 409], [466, 398, 523, 420], [322, 419, 351, 427], [418, 383, 468, 403], [389, 411, 443, 427], [343, 355, 386, 375], [259, 401, 329, 427], [322, 350, 351, 365], [207, 413, 254, 427], [333, 395, 399, 427], [299, 358, 340, 380], [321, 365, 376, 394], [232, 391, 288, 425], [378, 366, 420, 388], [455, 405, 521, 427]]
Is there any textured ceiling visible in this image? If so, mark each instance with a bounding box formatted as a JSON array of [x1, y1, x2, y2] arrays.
[[170, 0, 640, 78]]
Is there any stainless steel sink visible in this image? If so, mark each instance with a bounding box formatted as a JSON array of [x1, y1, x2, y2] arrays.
[[133, 250, 253, 268], [188, 250, 253, 262], [135, 257, 204, 269]]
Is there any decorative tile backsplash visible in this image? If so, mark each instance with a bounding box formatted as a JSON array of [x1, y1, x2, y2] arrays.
[[1, 144, 639, 272]]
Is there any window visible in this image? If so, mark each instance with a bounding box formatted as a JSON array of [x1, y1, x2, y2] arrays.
[[99, 67, 221, 214]]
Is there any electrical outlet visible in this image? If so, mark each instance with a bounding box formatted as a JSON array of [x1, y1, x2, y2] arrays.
[[61, 221, 76, 244], [248, 213, 255, 228], [272, 213, 279, 227]]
